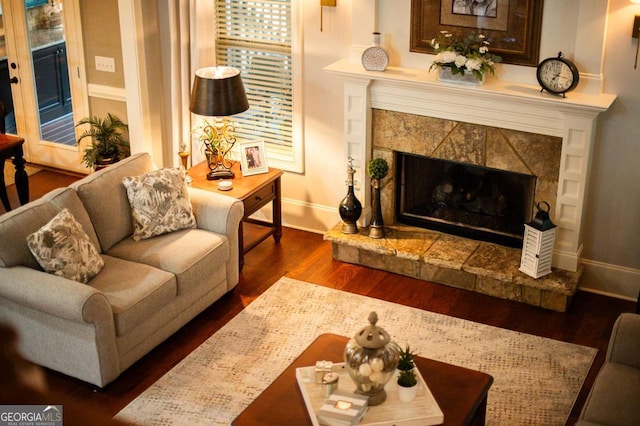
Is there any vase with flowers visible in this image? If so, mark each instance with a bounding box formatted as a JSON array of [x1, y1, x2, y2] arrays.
[[429, 31, 501, 85]]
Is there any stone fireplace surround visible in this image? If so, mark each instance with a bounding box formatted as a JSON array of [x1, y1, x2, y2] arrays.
[[324, 60, 616, 310], [375, 110, 561, 245]]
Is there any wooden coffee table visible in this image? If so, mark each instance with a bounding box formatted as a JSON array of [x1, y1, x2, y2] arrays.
[[233, 333, 493, 425]]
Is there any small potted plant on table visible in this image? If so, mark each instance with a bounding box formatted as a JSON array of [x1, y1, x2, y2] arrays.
[[397, 344, 418, 401]]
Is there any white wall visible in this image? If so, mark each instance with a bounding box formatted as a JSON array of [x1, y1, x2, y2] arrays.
[[282, 0, 639, 300]]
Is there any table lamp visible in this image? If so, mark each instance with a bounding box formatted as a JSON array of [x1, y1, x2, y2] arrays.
[[189, 66, 249, 180]]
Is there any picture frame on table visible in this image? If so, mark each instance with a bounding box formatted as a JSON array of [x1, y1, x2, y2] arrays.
[[239, 140, 269, 176], [410, 0, 544, 67]]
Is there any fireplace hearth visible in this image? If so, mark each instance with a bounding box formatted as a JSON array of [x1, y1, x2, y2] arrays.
[[324, 60, 615, 309], [396, 153, 536, 247]]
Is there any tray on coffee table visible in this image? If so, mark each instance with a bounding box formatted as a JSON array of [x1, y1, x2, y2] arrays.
[[296, 362, 444, 426]]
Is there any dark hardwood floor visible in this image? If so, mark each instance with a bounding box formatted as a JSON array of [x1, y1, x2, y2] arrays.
[[2, 170, 636, 425]]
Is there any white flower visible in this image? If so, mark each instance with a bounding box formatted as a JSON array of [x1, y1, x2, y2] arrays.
[[369, 358, 384, 372], [466, 58, 483, 71], [479, 46, 488, 54], [358, 363, 372, 377], [435, 50, 457, 64], [455, 55, 468, 68]]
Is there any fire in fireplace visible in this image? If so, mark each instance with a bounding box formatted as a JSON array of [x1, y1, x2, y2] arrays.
[[396, 153, 536, 247]]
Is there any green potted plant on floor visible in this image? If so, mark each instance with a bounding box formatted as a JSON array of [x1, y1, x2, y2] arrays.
[[76, 113, 130, 170]]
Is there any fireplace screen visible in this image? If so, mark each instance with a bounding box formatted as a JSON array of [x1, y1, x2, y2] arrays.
[[396, 153, 536, 247]]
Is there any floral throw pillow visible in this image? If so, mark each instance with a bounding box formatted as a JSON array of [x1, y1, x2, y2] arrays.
[[27, 208, 104, 284], [122, 167, 197, 241]]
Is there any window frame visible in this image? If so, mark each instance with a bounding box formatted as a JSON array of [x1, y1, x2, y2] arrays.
[[214, 0, 304, 173]]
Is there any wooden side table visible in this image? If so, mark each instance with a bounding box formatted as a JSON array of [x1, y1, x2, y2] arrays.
[[0, 134, 29, 212], [188, 161, 283, 270]]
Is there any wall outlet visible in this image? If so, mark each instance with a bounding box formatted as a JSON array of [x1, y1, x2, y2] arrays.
[[95, 56, 115, 73]]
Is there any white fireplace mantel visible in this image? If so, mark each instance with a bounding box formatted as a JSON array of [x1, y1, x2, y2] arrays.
[[325, 59, 617, 272]]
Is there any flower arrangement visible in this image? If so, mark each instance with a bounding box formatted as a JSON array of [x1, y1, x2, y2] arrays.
[[429, 31, 501, 81]]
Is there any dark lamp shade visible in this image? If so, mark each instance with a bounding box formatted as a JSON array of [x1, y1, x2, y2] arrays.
[[189, 66, 249, 117]]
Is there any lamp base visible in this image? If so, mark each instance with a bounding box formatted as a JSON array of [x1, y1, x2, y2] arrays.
[[206, 168, 235, 180]]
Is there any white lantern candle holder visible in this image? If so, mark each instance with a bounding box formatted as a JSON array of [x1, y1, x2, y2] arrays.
[[520, 201, 556, 279]]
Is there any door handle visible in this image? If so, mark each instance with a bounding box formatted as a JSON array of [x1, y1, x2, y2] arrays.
[[9, 76, 19, 84]]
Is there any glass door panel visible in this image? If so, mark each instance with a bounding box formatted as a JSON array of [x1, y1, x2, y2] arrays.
[[0, 12, 18, 133], [27, 0, 75, 145], [1, 0, 87, 172]]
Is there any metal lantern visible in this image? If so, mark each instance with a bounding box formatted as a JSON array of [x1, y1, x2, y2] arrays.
[[520, 201, 557, 279]]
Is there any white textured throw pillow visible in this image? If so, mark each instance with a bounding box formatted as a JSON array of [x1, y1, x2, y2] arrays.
[[122, 167, 196, 241], [27, 208, 104, 284]]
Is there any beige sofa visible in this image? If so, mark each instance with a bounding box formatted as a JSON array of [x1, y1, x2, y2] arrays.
[[0, 153, 243, 387], [577, 312, 640, 425]]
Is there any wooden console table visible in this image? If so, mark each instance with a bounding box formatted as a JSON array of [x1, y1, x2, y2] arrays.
[[0, 134, 29, 212], [188, 161, 283, 270]]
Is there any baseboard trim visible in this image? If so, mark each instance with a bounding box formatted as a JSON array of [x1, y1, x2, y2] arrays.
[[579, 259, 640, 301], [252, 197, 336, 235]]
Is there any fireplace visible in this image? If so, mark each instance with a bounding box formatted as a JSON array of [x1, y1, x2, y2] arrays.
[[396, 153, 536, 247], [325, 59, 615, 272]]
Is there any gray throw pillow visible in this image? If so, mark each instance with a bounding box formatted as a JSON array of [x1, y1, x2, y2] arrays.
[[122, 167, 196, 241], [27, 208, 104, 284]]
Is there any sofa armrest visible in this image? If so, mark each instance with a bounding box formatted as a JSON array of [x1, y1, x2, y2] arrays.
[[606, 313, 640, 368], [0, 266, 112, 323], [188, 187, 244, 236], [188, 187, 244, 289]]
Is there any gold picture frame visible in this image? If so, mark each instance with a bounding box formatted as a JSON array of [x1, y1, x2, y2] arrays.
[[239, 140, 269, 176], [410, 0, 544, 67]]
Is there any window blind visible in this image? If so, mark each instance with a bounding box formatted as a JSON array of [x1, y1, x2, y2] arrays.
[[215, 0, 295, 165]]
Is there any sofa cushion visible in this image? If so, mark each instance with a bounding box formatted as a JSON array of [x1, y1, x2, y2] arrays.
[[42, 187, 101, 251], [580, 362, 640, 425], [0, 199, 59, 269], [90, 255, 176, 336], [107, 228, 228, 295], [71, 153, 156, 252], [26, 208, 104, 284], [122, 167, 196, 241]]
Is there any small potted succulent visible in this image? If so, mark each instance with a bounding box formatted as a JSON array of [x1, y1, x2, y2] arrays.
[[397, 344, 418, 401], [397, 368, 418, 401], [397, 344, 417, 372]]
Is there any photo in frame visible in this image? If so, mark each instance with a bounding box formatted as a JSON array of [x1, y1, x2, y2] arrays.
[[410, 0, 544, 67], [239, 140, 269, 176]]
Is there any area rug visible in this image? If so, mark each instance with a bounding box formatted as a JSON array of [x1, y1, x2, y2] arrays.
[[116, 277, 597, 425]]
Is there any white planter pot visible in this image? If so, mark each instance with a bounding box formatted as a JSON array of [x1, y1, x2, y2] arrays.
[[438, 67, 485, 86], [397, 383, 417, 402]]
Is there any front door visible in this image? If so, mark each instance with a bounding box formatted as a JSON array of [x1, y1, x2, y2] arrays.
[[0, 0, 89, 173]]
